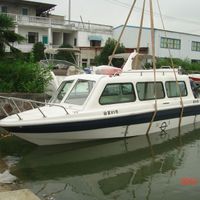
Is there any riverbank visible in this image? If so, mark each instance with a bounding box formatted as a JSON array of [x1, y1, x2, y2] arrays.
[[0, 189, 41, 200]]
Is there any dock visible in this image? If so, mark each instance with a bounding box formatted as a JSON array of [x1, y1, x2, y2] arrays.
[[0, 189, 41, 200]]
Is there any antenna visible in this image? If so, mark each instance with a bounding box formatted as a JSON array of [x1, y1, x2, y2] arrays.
[[80, 16, 85, 29], [68, 0, 71, 22]]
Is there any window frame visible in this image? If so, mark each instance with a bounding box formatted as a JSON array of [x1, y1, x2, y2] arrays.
[[160, 37, 181, 50], [99, 82, 136, 105], [28, 32, 39, 44], [90, 40, 101, 47], [64, 79, 96, 106], [165, 81, 188, 98], [136, 82, 165, 101], [191, 41, 200, 52], [21, 7, 28, 15], [1, 6, 8, 13]]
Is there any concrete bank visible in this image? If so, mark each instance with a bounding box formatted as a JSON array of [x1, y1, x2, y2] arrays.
[[0, 189, 40, 200]]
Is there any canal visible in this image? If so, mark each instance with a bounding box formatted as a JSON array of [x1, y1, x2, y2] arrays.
[[0, 124, 200, 200]]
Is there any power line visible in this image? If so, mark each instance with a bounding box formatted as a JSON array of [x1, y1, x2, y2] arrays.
[[103, 0, 200, 26]]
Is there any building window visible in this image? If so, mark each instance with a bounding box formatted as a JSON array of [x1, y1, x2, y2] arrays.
[[160, 37, 181, 49], [192, 41, 200, 52], [1, 6, 7, 13], [99, 83, 136, 105], [82, 59, 88, 68], [136, 82, 165, 101], [74, 38, 77, 46], [165, 81, 187, 98], [42, 36, 48, 45], [90, 59, 95, 66], [191, 59, 200, 64], [22, 8, 28, 15], [90, 40, 101, 47], [28, 32, 38, 44]]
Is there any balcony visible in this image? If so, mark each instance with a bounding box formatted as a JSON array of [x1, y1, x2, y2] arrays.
[[7, 13, 113, 34]]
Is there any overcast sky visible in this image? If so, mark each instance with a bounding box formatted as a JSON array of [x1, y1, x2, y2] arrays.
[[34, 0, 200, 34]]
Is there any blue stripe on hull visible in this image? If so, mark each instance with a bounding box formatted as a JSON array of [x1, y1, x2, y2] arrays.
[[3, 104, 200, 134]]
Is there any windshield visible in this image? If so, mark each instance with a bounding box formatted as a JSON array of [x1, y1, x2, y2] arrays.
[[65, 79, 96, 105], [52, 80, 74, 103]]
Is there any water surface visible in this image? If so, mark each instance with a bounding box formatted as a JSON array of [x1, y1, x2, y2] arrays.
[[0, 124, 200, 200]]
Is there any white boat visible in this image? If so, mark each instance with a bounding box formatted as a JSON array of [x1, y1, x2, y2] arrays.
[[0, 52, 200, 145], [40, 47, 84, 96]]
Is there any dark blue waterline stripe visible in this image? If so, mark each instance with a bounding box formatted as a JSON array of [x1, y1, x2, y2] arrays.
[[2, 104, 200, 134]]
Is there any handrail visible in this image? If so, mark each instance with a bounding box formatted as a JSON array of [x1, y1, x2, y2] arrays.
[[0, 96, 69, 120]]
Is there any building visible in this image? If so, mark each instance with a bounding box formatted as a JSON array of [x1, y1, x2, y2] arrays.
[[0, 0, 113, 66], [113, 25, 200, 63], [2, 0, 200, 66]]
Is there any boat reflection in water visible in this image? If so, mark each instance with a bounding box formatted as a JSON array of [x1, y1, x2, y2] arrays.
[[3, 123, 200, 200]]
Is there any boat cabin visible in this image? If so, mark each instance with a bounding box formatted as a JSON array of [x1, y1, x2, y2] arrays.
[[50, 69, 196, 112]]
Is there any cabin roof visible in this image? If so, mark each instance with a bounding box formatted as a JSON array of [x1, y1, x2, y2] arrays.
[[63, 74, 106, 82]]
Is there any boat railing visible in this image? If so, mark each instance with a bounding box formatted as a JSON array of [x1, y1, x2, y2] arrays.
[[0, 96, 68, 120]]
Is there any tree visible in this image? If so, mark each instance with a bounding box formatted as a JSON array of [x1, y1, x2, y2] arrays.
[[55, 44, 76, 64], [0, 14, 24, 57], [32, 42, 45, 62], [95, 38, 125, 66]]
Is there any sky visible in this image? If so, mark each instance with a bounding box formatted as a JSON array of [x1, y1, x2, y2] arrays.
[[33, 0, 200, 35]]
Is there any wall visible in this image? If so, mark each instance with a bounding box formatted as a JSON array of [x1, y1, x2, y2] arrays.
[[77, 31, 112, 47], [155, 30, 200, 60], [0, 2, 36, 15], [113, 26, 200, 61], [113, 26, 151, 49]]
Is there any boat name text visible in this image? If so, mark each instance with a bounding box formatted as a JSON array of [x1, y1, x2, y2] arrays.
[[103, 110, 119, 116]]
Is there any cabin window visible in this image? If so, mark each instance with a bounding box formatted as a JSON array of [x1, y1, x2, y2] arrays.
[[165, 81, 187, 97], [52, 80, 74, 103], [65, 79, 95, 105], [99, 83, 136, 105], [136, 82, 165, 101]]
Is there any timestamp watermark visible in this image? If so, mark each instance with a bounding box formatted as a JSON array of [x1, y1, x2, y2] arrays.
[[180, 177, 198, 186]]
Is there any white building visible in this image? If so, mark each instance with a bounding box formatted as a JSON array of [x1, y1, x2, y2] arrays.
[[2, 0, 200, 65], [113, 25, 200, 63], [0, 0, 113, 66]]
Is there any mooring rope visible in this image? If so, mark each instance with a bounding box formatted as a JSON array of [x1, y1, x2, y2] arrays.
[[108, 0, 137, 66], [134, 0, 146, 69], [156, 0, 184, 128], [146, 0, 158, 135]]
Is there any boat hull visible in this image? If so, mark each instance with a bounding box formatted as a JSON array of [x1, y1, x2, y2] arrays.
[[1, 104, 200, 145], [6, 115, 200, 145]]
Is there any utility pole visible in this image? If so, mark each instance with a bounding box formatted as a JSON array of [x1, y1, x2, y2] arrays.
[[68, 0, 71, 22]]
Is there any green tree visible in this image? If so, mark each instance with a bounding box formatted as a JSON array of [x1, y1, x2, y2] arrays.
[[32, 42, 45, 62], [95, 38, 125, 66], [0, 14, 24, 57], [55, 44, 76, 64]]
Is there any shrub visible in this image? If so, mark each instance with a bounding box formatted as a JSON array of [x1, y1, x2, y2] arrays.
[[32, 42, 45, 62], [0, 59, 52, 93], [156, 57, 200, 71]]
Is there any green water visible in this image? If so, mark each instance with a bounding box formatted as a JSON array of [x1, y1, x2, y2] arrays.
[[0, 124, 200, 200]]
